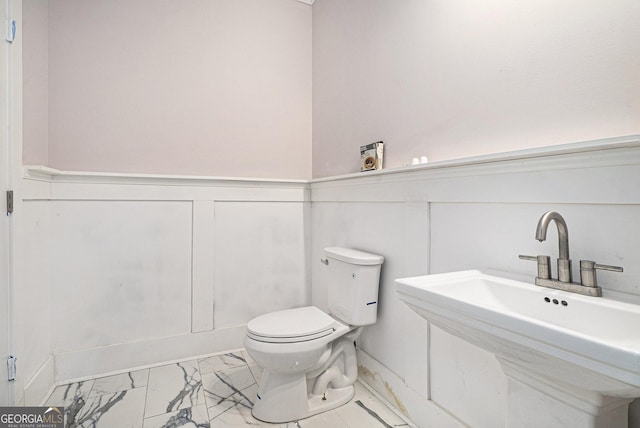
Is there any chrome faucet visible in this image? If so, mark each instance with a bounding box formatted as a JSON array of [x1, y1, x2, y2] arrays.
[[519, 211, 623, 297], [535, 211, 571, 283]]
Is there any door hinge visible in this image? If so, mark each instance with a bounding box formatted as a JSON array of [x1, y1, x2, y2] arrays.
[[7, 356, 17, 381], [6, 19, 17, 43], [6, 190, 13, 215]]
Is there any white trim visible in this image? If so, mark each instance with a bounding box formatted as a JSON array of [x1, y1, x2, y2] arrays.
[[23, 165, 307, 187], [21, 166, 309, 202], [309, 135, 640, 205], [296, 0, 314, 4], [54, 326, 245, 382], [50, 347, 245, 388], [312, 134, 640, 185], [23, 135, 640, 190], [191, 200, 216, 333]]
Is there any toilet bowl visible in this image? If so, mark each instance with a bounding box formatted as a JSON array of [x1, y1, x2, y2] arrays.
[[245, 306, 360, 423], [244, 247, 384, 423]]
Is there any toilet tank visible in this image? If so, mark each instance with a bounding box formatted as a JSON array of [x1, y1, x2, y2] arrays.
[[324, 247, 384, 326]]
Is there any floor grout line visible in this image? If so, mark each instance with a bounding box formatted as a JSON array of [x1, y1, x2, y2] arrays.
[[141, 368, 150, 427], [196, 356, 213, 425]]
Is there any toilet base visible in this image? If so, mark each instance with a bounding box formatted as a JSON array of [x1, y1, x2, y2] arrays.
[[251, 369, 355, 423], [307, 385, 355, 418]]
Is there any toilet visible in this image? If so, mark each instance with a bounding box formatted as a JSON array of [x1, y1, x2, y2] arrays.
[[244, 247, 384, 423]]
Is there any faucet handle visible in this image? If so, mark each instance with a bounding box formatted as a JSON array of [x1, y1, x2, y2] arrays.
[[580, 260, 623, 288], [594, 263, 623, 273], [519, 255, 551, 279]]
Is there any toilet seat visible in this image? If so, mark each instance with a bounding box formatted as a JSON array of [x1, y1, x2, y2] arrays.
[[247, 306, 342, 343]]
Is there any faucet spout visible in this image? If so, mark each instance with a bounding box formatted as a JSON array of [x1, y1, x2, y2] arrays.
[[535, 211, 571, 282], [535, 211, 570, 260]]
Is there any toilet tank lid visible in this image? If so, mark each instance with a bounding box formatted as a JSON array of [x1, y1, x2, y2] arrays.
[[324, 247, 384, 266]]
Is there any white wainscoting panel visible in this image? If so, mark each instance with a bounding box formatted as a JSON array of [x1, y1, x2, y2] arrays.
[[191, 200, 216, 332], [310, 137, 640, 428], [14, 201, 53, 405], [213, 201, 309, 328], [15, 137, 640, 426], [311, 200, 430, 377], [50, 200, 194, 352], [16, 169, 309, 398]]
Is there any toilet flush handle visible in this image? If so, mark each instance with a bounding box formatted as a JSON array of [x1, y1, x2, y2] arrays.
[[320, 258, 329, 265]]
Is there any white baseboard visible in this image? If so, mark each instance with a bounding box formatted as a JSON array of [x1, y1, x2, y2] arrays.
[[356, 348, 467, 428], [54, 326, 245, 383]]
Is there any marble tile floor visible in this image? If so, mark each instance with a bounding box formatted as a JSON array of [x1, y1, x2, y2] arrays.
[[44, 350, 412, 428]]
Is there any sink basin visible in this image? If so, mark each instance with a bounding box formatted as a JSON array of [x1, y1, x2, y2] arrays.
[[395, 270, 640, 398]]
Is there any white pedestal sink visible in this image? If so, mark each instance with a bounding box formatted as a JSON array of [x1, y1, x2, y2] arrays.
[[396, 270, 640, 428]]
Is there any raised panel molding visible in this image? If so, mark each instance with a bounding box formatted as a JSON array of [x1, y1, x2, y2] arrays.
[[308, 135, 640, 428], [15, 135, 640, 425], [192, 201, 216, 333], [18, 170, 308, 383]]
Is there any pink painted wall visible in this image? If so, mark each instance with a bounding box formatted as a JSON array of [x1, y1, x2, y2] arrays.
[[24, 0, 312, 179], [24, 1, 640, 180], [312, 0, 640, 177], [22, 0, 49, 166]]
